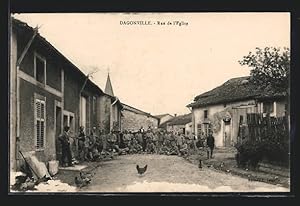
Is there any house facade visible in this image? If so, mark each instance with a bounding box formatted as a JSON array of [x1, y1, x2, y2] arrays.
[[155, 114, 174, 126], [166, 113, 192, 136], [121, 103, 159, 132], [187, 76, 287, 147], [9, 18, 116, 171]]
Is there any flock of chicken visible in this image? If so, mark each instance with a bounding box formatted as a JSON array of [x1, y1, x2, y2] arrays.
[[74, 164, 147, 188]]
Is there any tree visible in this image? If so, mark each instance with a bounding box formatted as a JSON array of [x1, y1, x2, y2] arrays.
[[239, 47, 290, 91]]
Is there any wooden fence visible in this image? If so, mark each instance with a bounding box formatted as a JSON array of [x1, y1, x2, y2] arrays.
[[238, 113, 289, 143]]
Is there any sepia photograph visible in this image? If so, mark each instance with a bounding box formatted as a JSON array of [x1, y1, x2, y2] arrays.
[[9, 12, 290, 193]]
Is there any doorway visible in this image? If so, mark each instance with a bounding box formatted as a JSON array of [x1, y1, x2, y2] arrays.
[[224, 121, 231, 147], [62, 111, 76, 160], [63, 114, 68, 127]]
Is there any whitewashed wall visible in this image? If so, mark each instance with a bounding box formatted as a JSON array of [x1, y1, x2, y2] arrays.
[[192, 99, 286, 147]]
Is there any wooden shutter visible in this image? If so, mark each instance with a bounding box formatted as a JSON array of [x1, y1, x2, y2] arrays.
[[36, 99, 45, 149]]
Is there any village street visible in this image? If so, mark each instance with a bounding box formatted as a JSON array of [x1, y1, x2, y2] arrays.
[[9, 15, 291, 195], [77, 154, 288, 192]]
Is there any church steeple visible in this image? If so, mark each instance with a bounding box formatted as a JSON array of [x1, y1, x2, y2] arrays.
[[105, 72, 114, 96]]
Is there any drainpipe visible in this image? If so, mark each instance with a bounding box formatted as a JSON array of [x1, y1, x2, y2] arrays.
[[17, 26, 39, 67], [79, 69, 99, 132], [79, 74, 89, 133], [79, 74, 90, 95], [79, 70, 98, 132], [79, 68, 99, 95]]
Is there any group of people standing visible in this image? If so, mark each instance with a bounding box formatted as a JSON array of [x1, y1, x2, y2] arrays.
[[58, 125, 215, 167], [76, 126, 121, 162], [58, 126, 120, 167]]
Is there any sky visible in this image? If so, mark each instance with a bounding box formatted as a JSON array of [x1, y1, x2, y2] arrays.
[[13, 13, 290, 116]]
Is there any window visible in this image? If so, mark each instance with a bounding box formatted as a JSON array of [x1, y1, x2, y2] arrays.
[[263, 102, 274, 113], [34, 53, 46, 84], [197, 124, 202, 136], [204, 110, 208, 119], [203, 123, 211, 137], [35, 99, 45, 149]]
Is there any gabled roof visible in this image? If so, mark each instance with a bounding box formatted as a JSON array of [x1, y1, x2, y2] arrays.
[[121, 103, 159, 119], [187, 76, 287, 108], [159, 113, 192, 128], [154, 114, 174, 119], [12, 17, 104, 95]]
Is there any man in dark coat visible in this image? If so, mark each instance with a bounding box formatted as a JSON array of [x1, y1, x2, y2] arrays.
[[58, 126, 73, 167], [206, 132, 215, 159]]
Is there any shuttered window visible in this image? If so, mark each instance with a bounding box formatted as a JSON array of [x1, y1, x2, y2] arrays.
[[35, 99, 45, 149]]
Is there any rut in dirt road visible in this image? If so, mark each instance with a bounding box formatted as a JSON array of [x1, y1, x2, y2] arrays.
[[79, 154, 289, 192]]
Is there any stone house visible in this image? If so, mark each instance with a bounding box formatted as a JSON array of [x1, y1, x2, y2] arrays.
[[187, 76, 287, 147], [165, 113, 192, 136], [121, 103, 159, 132], [9, 18, 117, 171], [154, 114, 174, 126]]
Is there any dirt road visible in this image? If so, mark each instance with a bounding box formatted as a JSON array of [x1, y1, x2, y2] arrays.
[[79, 154, 289, 192]]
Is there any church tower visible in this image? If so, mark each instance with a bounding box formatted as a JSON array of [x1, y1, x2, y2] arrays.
[[104, 73, 114, 96]]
